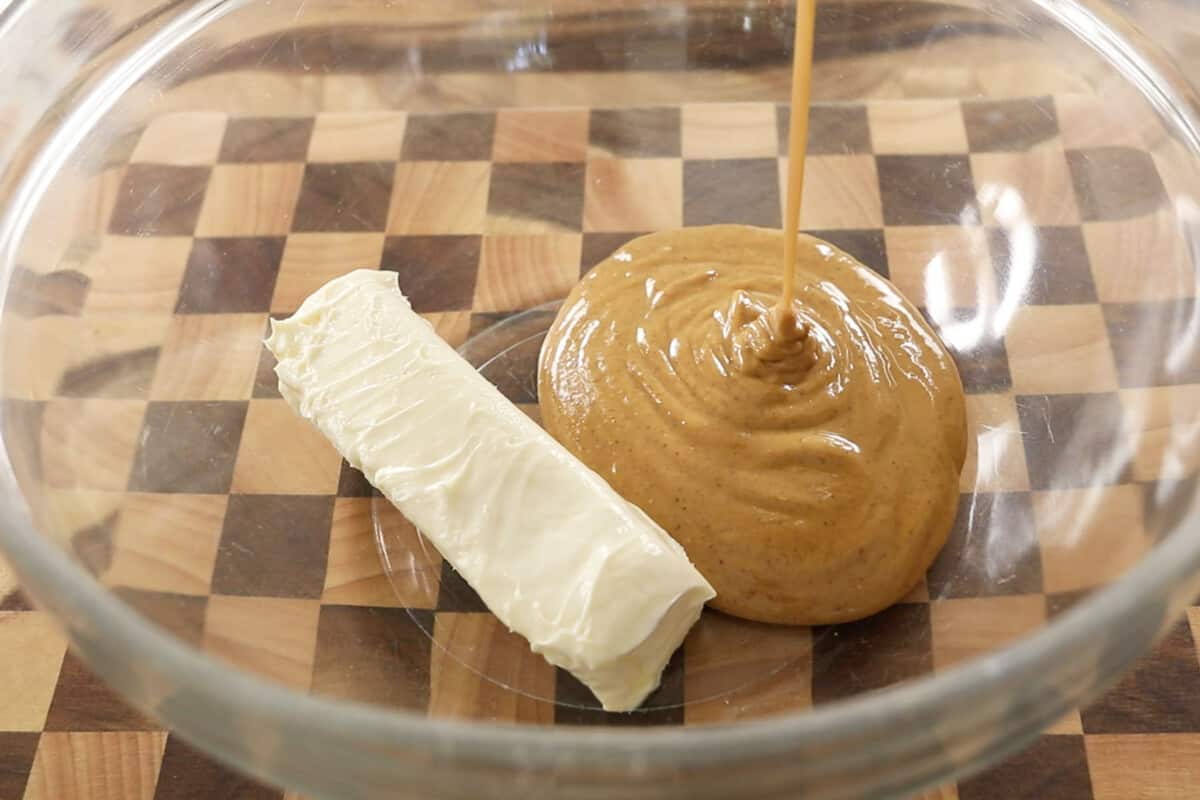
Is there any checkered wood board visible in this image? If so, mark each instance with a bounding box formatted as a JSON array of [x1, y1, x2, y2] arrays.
[[1, 94, 1200, 800]]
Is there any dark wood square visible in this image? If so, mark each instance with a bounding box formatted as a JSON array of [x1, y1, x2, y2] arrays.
[[467, 311, 517, 340], [252, 343, 282, 399], [923, 308, 1013, 394], [176, 237, 285, 313], [487, 163, 586, 232], [154, 735, 283, 800], [0, 590, 32, 611], [779, 104, 872, 156], [1015, 392, 1129, 491], [381, 235, 481, 312], [877, 154, 979, 226], [1104, 299, 1200, 387], [337, 460, 377, 498], [589, 107, 681, 157], [1067, 147, 1168, 221], [0, 732, 39, 800], [1081, 620, 1200, 733], [56, 346, 161, 399], [435, 560, 488, 613], [580, 232, 649, 276], [811, 603, 933, 703], [401, 112, 496, 161], [109, 165, 210, 236], [962, 96, 1059, 152], [292, 162, 395, 233], [683, 158, 780, 228], [988, 226, 1096, 305], [555, 648, 684, 725], [219, 117, 314, 163], [554, 16, 686, 71], [71, 511, 117, 578], [7, 268, 91, 317], [958, 735, 1094, 800], [1045, 589, 1092, 620], [927, 492, 1043, 598], [808, 228, 888, 278], [465, 314, 542, 402], [211, 494, 334, 598], [44, 652, 160, 731], [311, 606, 432, 711], [128, 401, 247, 494], [112, 588, 208, 647], [1142, 478, 1198, 543]]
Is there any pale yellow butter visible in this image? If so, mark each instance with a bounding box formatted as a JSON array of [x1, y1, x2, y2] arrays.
[[266, 269, 714, 711]]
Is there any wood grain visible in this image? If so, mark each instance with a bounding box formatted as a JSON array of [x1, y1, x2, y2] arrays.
[[23, 732, 167, 800]]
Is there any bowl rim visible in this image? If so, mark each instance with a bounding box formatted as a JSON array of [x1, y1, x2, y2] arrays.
[[2, 0, 1200, 788]]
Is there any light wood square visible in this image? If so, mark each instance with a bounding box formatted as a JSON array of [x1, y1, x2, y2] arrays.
[[386, 161, 490, 235], [149, 313, 265, 401], [683, 611, 811, 724], [493, 109, 588, 162], [1033, 484, 1150, 593], [41, 399, 145, 490], [194, 163, 304, 237], [421, 311, 472, 349], [30, 167, 126, 244], [1087, 734, 1200, 800], [39, 489, 123, 553], [1045, 709, 1084, 735], [583, 158, 683, 232], [472, 234, 581, 312], [780, 155, 884, 230], [1055, 94, 1146, 150], [14, 314, 170, 400], [972, 150, 1080, 226], [884, 226, 995, 312], [323, 499, 427, 607], [231, 398, 342, 494], [24, 731, 168, 800], [1004, 305, 1119, 394], [961, 393, 1031, 493], [3, 316, 70, 401], [682, 103, 778, 159], [271, 233, 385, 313], [365, 501, 441, 609], [911, 787, 959, 800], [204, 596, 320, 690], [131, 112, 228, 165], [82, 237, 193, 313], [1084, 211, 1194, 303], [1120, 385, 1200, 482], [430, 613, 557, 723], [308, 112, 408, 163], [868, 100, 968, 154], [930, 595, 1045, 670], [0, 611, 68, 730], [106, 493, 227, 595]]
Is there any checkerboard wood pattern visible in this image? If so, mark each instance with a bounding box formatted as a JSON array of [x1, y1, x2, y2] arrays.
[[2, 94, 1199, 799]]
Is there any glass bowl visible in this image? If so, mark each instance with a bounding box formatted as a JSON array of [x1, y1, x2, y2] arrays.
[[2, 1, 1200, 798]]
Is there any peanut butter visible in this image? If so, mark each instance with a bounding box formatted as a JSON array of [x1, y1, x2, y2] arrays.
[[538, 226, 966, 624]]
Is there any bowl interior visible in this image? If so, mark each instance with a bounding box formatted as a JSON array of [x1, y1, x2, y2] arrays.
[[2, 0, 1199, 737]]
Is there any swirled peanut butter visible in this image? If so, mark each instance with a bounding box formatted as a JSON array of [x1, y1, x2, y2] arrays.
[[538, 225, 966, 625]]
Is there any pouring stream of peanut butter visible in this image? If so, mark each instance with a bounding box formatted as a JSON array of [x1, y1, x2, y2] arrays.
[[537, 6, 966, 625]]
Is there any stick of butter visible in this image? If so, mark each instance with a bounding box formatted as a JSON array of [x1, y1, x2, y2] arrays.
[[266, 270, 715, 711]]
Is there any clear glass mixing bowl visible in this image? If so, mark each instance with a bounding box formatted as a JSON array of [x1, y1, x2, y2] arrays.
[[2, 1, 1200, 798]]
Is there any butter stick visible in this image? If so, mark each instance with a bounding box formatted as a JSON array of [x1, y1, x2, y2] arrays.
[[266, 270, 714, 711]]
